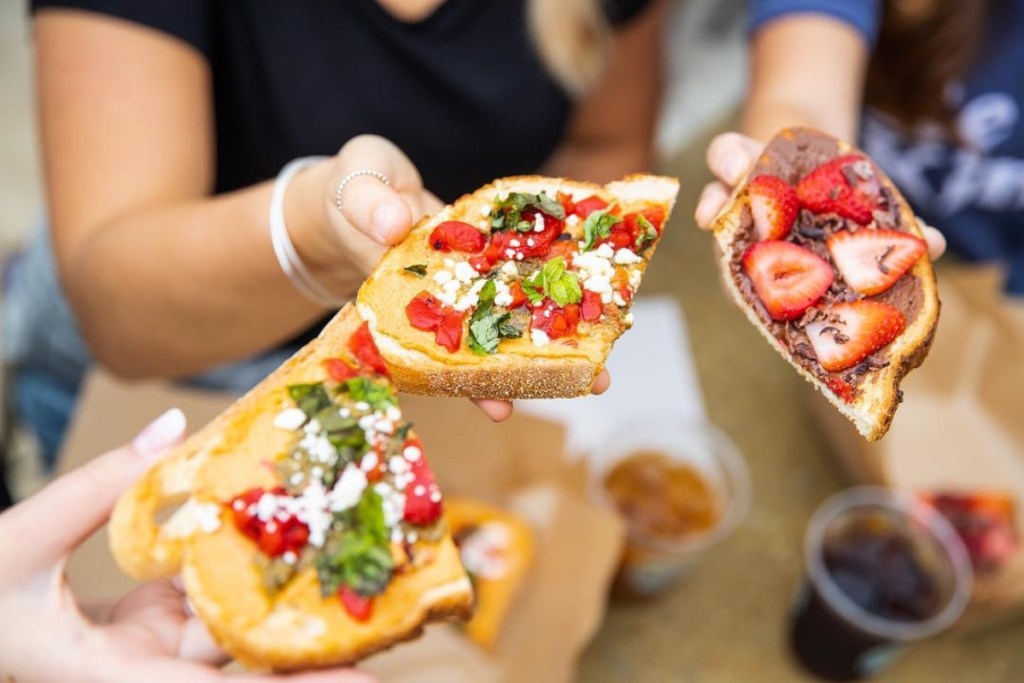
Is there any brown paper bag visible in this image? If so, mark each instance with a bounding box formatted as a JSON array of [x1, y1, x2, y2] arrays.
[[809, 264, 1024, 629], [58, 372, 623, 682]]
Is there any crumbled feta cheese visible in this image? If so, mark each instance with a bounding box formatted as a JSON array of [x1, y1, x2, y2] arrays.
[[454, 261, 477, 283], [361, 451, 379, 472], [504, 249, 516, 259], [328, 465, 368, 512], [624, 312, 634, 326], [283, 551, 298, 565], [493, 280, 513, 307], [515, 252, 524, 261], [533, 212, 546, 232], [614, 248, 642, 265], [530, 329, 550, 347], [613, 292, 628, 307], [573, 249, 616, 303], [273, 407, 308, 431], [596, 243, 615, 258], [566, 214, 580, 226], [403, 445, 422, 462], [438, 290, 457, 306], [509, 238, 521, 248], [480, 204, 491, 217], [628, 269, 642, 289], [194, 502, 222, 533], [443, 258, 456, 268], [527, 238, 536, 247], [433, 270, 453, 285], [389, 456, 410, 474], [385, 406, 402, 422], [500, 261, 519, 278]]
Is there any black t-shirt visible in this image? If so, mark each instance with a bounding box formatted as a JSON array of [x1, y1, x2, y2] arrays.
[[31, 0, 651, 202]]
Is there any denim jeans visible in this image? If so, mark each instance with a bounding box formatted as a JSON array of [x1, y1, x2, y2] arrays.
[[3, 222, 293, 470]]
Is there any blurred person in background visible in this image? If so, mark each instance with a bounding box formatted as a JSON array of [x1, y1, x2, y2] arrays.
[[695, 0, 1019, 270], [4, 0, 667, 476]]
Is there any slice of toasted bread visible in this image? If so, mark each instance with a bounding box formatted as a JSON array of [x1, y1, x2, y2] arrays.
[[357, 174, 680, 399], [709, 127, 939, 441], [445, 497, 535, 652], [109, 305, 472, 671]]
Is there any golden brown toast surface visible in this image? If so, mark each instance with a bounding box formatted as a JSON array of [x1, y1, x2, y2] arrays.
[[358, 174, 680, 399], [109, 305, 472, 671]]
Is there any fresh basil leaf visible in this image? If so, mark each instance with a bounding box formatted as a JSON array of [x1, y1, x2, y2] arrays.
[[490, 191, 565, 233], [498, 316, 525, 339], [395, 423, 412, 442], [524, 256, 582, 307], [316, 488, 394, 598], [521, 278, 545, 304], [467, 279, 522, 355], [288, 383, 332, 418], [403, 263, 428, 277], [634, 214, 658, 252], [338, 377, 396, 410], [582, 207, 622, 251], [548, 274, 582, 307]]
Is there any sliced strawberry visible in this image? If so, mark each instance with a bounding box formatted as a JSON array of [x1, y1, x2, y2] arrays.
[[339, 586, 374, 622], [323, 357, 358, 382], [796, 154, 881, 225], [742, 241, 835, 321], [827, 229, 927, 296], [581, 290, 603, 322], [403, 451, 443, 526], [805, 301, 906, 372], [825, 377, 856, 404], [429, 221, 487, 253], [748, 175, 799, 240], [573, 195, 609, 219]]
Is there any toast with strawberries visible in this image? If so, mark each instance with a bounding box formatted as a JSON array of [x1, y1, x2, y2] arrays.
[[357, 175, 680, 399], [709, 128, 940, 441], [109, 305, 472, 671]]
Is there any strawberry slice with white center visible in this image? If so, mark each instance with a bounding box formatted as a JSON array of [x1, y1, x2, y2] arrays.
[[827, 229, 927, 296], [748, 175, 799, 241], [742, 241, 835, 321], [806, 301, 906, 372]]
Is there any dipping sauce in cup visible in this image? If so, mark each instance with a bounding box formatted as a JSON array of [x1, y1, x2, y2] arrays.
[[588, 421, 750, 599]]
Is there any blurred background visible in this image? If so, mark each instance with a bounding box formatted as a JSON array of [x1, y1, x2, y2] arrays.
[[1, 0, 1022, 681]]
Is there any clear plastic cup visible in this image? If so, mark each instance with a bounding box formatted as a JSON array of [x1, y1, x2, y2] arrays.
[[587, 419, 751, 598], [790, 487, 973, 681]]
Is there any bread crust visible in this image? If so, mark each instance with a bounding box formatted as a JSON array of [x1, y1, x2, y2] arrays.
[[109, 305, 473, 670], [709, 128, 940, 441], [357, 174, 680, 399]]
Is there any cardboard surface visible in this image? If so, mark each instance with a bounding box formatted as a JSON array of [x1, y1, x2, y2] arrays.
[[810, 264, 1024, 629], [58, 374, 623, 683]]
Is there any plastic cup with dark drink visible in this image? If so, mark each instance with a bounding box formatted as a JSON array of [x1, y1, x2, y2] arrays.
[[790, 487, 972, 681]]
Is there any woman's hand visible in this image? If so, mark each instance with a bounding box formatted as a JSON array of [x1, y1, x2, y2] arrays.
[[694, 133, 947, 260], [304, 135, 611, 422], [0, 410, 374, 683]]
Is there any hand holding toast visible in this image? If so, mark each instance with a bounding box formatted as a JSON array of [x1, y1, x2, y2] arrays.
[[695, 132, 947, 261], [0, 410, 373, 683]]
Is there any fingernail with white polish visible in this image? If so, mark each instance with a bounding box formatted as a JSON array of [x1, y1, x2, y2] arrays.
[[373, 203, 402, 242], [133, 408, 187, 461]]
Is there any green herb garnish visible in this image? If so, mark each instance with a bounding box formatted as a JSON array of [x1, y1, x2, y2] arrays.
[[582, 207, 622, 251], [634, 214, 658, 252], [522, 256, 582, 307], [316, 489, 394, 598], [338, 377, 396, 410], [403, 263, 428, 278], [467, 279, 524, 355], [490, 191, 565, 233], [288, 383, 332, 418]]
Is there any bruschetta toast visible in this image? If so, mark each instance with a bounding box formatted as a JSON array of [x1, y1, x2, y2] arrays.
[[357, 174, 680, 399], [109, 305, 472, 671]]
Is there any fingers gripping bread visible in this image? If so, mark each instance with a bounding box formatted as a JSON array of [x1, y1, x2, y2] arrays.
[[709, 128, 940, 441], [109, 305, 472, 670], [357, 174, 680, 399]]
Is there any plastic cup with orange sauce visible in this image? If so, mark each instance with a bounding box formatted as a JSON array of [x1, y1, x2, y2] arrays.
[[587, 420, 751, 599]]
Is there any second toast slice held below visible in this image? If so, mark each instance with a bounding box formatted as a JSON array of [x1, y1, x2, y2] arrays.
[[358, 174, 680, 399]]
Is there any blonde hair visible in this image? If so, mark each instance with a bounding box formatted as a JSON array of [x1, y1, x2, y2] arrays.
[[527, 0, 612, 97]]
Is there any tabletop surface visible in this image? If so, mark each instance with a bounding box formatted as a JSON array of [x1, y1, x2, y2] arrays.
[[576, 130, 1024, 683]]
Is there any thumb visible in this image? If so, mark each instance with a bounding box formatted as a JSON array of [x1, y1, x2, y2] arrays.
[[3, 408, 187, 571], [706, 132, 765, 186], [333, 135, 422, 246]]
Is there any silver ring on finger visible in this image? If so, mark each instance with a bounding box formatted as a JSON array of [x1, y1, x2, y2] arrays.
[[334, 169, 391, 214]]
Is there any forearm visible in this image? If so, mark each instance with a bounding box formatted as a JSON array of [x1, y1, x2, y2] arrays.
[[542, 139, 653, 184], [62, 160, 345, 379]]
